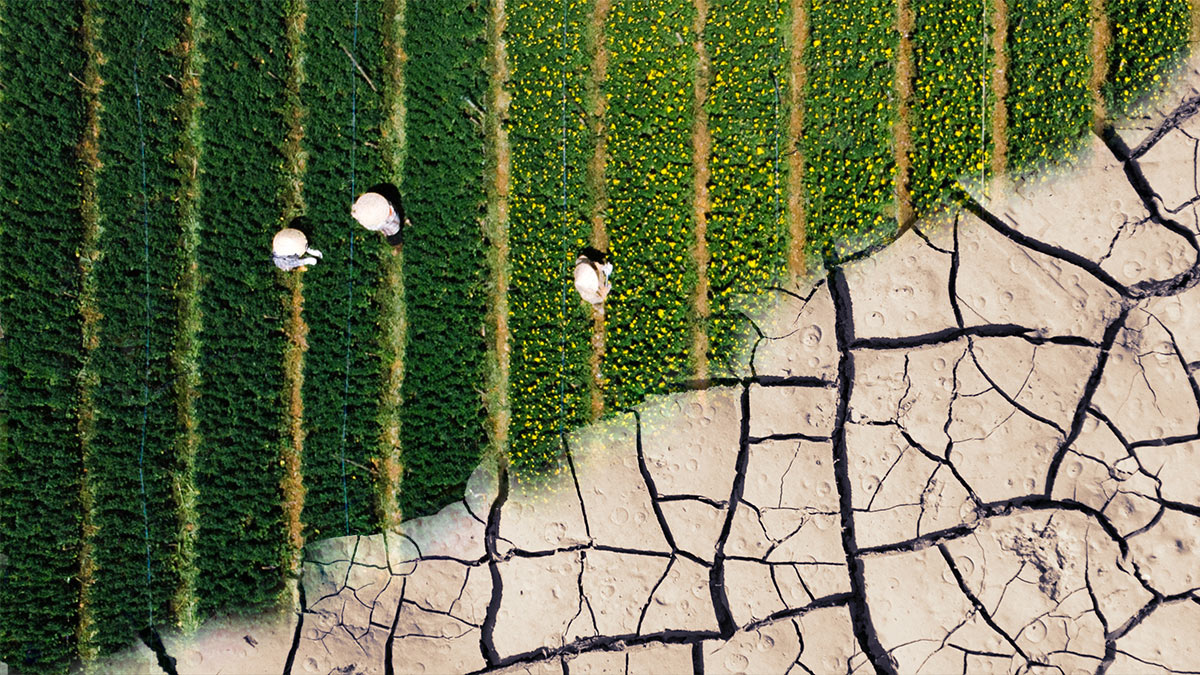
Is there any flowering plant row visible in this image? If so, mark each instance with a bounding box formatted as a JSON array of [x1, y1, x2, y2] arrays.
[[399, 0, 490, 518], [909, 0, 993, 213], [704, 0, 789, 371], [506, 0, 595, 472], [603, 0, 699, 411], [298, 0, 389, 538], [1104, 0, 1190, 113], [0, 2, 88, 669], [85, 0, 191, 655], [192, 0, 291, 616], [801, 0, 898, 261], [1006, 0, 1092, 170]]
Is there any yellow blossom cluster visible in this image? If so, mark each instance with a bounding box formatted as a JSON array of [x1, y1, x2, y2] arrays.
[[603, 0, 699, 411], [909, 0, 992, 213], [705, 0, 788, 368], [1104, 0, 1190, 113], [801, 0, 898, 260], [506, 0, 594, 471], [1006, 0, 1092, 171]]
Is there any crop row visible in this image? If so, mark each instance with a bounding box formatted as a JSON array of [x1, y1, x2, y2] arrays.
[[192, 0, 290, 615], [909, 0, 993, 213], [704, 0, 788, 370], [399, 0, 490, 518], [299, 0, 389, 538], [1005, 0, 1092, 170], [506, 0, 595, 471], [85, 0, 191, 656], [603, 0, 698, 411], [0, 1, 88, 669], [801, 0, 898, 261], [1104, 0, 1191, 113]]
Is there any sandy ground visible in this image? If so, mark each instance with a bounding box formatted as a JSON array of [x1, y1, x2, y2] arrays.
[[84, 55, 1200, 675]]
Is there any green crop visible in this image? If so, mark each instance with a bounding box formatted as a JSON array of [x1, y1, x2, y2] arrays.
[[0, 1, 86, 670], [910, 0, 993, 212], [1105, 0, 1190, 113], [705, 0, 789, 369], [506, 0, 595, 472], [801, 0, 898, 261], [1006, 0, 1092, 170], [603, 0, 699, 412], [399, 0, 490, 518], [192, 0, 290, 616], [299, 0, 389, 539], [85, 0, 190, 655]]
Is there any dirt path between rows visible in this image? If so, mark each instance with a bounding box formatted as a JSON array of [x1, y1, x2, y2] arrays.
[[691, 0, 712, 383], [379, 0, 408, 533], [786, 0, 808, 279], [1089, 0, 1111, 129], [484, 0, 512, 470], [172, 1, 204, 633], [586, 0, 611, 421], [989, 0, 1009, 180], [76, 0, 104, 660], [280, 0, 309, 607]]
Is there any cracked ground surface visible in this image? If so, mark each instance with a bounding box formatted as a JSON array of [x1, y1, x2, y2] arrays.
[[97, 59, 1200, 675]]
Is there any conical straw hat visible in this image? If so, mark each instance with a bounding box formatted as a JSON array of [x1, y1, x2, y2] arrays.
[[352, 192, 391, 227], [272, 228, 308, 256]]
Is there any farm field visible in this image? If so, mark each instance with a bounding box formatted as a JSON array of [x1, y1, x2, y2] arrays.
[[0, 0, 1193, 669]]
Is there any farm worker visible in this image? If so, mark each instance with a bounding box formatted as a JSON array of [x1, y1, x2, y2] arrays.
[[351, 190, 408, 248], [574, 250, 613, 309], [271, 228, 322, 271]]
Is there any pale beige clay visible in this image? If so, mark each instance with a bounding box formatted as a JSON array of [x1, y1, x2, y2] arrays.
[[87, 57, 1200, 675]]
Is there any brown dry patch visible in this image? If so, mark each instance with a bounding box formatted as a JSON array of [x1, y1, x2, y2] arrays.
[[1193, 0, 1200, 47], [484, 0, 513, 470], [691, 0, 712, 383], [893, 0, 915, 234], [171, 2, 203, 632], [990, 0, 1010, 180], [378, 0, 407, 530], [281, 276, 308, 577], [786, 0, 808, 280], [76, 0, 104, 659], [586, 0, 611, 421], [1089, 0, 1110, 130], [280, 0, 308, 604]]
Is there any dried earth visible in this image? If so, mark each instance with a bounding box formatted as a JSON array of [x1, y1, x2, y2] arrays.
[[94, 57, 1200, 675]]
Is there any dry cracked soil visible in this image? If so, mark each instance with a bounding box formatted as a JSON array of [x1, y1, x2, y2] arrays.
[[94, 57, 1200, 675]]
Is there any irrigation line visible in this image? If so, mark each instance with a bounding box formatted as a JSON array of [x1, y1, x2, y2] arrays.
[[132, 0, 156, 628], [339, 0, 362, 536]]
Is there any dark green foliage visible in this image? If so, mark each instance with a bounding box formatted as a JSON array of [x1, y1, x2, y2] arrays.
[[506, 0, 594, 472], [0, 1, 86, 671], [193, 0, 289, 615], [86, 0, 189, 654], [1105, 0, 1190, 113], [1006, 0, 1092, 170], [300, 0, 389, 538], [399, 0, 489, 517]]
